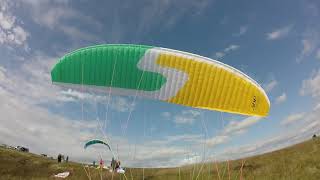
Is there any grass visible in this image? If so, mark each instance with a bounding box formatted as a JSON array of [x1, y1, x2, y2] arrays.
[[1, 137, 320, 179]]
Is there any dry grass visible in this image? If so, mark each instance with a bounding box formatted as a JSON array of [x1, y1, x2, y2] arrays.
[[1, 138, 320, 179]]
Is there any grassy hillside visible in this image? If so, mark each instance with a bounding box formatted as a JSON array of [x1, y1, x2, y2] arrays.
[[1, 138, 320, 179], [139, 137, 320, 180], [0, 147, 123, 180]]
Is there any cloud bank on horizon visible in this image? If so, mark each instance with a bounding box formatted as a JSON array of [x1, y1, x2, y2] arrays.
[[0, 0, 320, 167]]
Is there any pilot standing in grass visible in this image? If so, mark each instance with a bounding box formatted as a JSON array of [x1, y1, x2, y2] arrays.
[[57, 154, 62, 163], [111, 157, 116, 171], [99, 158, 104, 169]]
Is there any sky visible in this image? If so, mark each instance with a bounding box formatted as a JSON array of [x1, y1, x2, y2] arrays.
[[0, 0, 320, 168]]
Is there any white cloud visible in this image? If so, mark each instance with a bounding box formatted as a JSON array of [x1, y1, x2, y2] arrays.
[[132, 102, 320, 165], [266, 25, 292, 40], [300, 69, 320, 99], [297, 2, 320, 62], [233, 25, 248, 36], [59, 89, 136, 113], [59, 89, 97, 102], [224, 44, 239, 52], [32, 7, 72, 29], [239, 26, 248, 35], [205, 135, 229, 147], [134, 148, 187, 162], [218, 104, 320, 161], [281, 112, 305, 125], [111, 97, 135, 112], [148, 134, 203, 150], [215, 52, 225, 58], [316, 49, 320, 60], [302, 39, 313, 55], [135, 0, 211, 34], [0, 0, 29, 46], [180, 154, 201, 165], [12, 26, 28, 45], [127, 143, 193, 167], [214, 44, 240, 59], [217, 134, 295, 161], [161, 112, 171, 118], [0, 66, 7, 82], [313, 103, 320, 111], [21, 1, 101, 43], [21, 0, 212, 43], [0, 54, 59, 105], [204, 116, 262, 147], [0, 12, 14, 30], [305, 1, 319, 17], [224, 116, 262, 134], [263, 79, 278, 92], [275, 92, 287, 104], [296, 29, 320, 62], [0, 81, 100, 162], [165, 134, 203, 145], [174, 110, 201, 125]]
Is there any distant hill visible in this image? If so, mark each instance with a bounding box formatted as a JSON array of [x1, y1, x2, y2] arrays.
[[1, 138, 320, 179]]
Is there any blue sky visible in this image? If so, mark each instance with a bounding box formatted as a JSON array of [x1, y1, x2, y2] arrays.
[[0, 0, 320, 167]]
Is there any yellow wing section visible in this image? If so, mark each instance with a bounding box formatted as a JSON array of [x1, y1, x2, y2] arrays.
[[156, 49, 270, 117]]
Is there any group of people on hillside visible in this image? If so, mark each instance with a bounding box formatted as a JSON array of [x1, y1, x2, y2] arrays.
[[110, 157, 121, 171], [95, 157, 124, 173], [93, 157, 121, 170], [110, 157, 125, 173], [57, 154, 69, 163]]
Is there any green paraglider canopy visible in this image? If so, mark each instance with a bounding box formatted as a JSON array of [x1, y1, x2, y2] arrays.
[[84, 139, 111, 151], [51, 44, 270, 117]]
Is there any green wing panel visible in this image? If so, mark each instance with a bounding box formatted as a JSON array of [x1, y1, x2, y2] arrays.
[[51, 44, 166, 91]]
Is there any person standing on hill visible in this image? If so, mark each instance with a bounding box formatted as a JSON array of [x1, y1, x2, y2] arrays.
[[99, 158, 104, 168], [57, 154, 62, 163], [115, 160, 120, 169], [111, 157, 116, 170]]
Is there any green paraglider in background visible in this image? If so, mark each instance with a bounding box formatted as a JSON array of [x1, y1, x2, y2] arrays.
[[84, 139, 111, 151]]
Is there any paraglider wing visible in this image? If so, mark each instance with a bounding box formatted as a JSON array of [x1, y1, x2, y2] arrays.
[[84, 139, 111, 151], [51, 44, 270, 117]]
